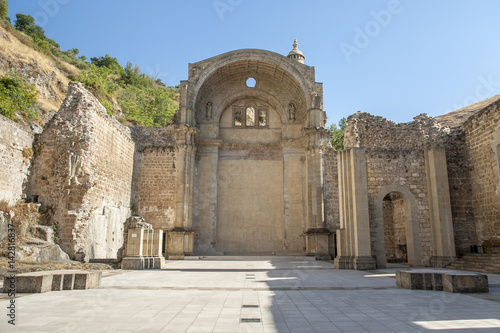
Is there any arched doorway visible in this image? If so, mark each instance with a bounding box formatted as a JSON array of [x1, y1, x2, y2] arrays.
[[374, 185, 422, 268]]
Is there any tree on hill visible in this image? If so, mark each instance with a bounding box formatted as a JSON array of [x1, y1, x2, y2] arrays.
[[329, 117, 347, 151], [0, 0, 8, 20], [14, 13, 44, 38], [91, 54, 123, 74]]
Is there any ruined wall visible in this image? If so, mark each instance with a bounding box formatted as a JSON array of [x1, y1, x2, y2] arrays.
[[365, 149, 432, 265], [344, 112, 449, 150], [130, 127, 177, 231], [30, 82, 135, 260], [341, 112, 454, 265], [0, 115, 34, 205], [462, 101, 500, 244]]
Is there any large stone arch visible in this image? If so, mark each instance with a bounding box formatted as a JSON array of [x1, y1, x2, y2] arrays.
[[373, 184, 423, 267], [187, 47, 329, 258], [190, 49, 313, 111]]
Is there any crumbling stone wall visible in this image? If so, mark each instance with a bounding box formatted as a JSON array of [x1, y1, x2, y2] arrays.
[[340, 112, 453, 265], [344, 112, 449, 150], [462, 101, 500, 245], [0, 115, 34, 205], [365, 149, 432, 265], [30, 82, 135, 260], [130, 126, 177, 231]]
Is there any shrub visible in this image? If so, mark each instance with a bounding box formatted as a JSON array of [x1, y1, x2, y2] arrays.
[[0, 73, 39, 120], [76, 65, 119, 114], [329, 117, 347, 151]]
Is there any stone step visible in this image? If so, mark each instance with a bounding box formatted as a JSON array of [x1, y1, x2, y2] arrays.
[[445, 254, 500, 274], [2, 270, 102, 293]]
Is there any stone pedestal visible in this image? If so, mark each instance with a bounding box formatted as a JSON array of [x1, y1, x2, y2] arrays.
[[166, 230, 187, 259], [305, 229, 331, 260], [122, 225, 165, 269]]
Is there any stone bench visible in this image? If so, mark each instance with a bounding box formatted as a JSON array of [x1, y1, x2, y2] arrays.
[[396, 269, 489, 293], [2, 270, 102, 294]]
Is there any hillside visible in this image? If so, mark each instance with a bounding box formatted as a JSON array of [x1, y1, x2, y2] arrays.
[[0, 18, 179, 129], [0, 21, 79, 127]]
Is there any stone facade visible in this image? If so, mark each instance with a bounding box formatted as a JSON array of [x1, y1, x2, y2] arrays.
[[1, 42, 498, 267]]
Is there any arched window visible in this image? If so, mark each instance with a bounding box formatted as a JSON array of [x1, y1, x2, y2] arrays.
[[233, 104, 268, 128]]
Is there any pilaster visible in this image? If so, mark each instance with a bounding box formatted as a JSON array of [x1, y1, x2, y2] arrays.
[[425, 147, 457, 267], [303, 127, 331, 259], [334, 148, 376, 270]]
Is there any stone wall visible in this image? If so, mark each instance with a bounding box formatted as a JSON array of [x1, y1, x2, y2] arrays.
[[344, 112, 449, 150], [443, 128, 476, 255], [30, 82, 135, 260], [0, 115, 34, 206], [365, 149, 432, 265], [130, 127, 177, 231], [462, 100, 500, 245]]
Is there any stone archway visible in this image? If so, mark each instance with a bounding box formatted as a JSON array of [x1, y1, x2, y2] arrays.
[[374, 185, 422, 268]]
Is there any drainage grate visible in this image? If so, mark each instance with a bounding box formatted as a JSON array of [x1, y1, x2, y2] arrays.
[[241, 318, 261, 323], [242, 305, 259, 308]]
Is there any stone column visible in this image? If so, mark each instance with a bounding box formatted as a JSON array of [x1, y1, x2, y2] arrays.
[[334, 148, 376, 270], [425, 147, 457, 267], [167, 126, 197, 260], [303, 128, 331, 259], [177, 81, 194, 126], [334, 149, 350, 269]]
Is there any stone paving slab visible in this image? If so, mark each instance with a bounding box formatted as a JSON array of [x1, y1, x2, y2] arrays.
[[0, 258, 499, 332]]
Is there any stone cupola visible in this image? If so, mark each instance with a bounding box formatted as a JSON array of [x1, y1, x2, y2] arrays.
[[287, 38, 306, 64]]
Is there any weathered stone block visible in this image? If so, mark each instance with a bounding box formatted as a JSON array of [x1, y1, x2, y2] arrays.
[[74, 272, 102, 290], [62, 274, 74, 290], [4, 272, 52, 293], [442, 273, 489, 293], [51, 274, 63, 291], [121, 256, 146, 270], [397, 269, 489, 293], [396, 270, 423, 290]]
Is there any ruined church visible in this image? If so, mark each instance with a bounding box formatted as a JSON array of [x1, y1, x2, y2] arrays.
[[2, 40, 499, 269]]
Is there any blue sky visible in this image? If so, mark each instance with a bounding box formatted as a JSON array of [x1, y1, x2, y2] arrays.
[[7, 0, 500, 125]]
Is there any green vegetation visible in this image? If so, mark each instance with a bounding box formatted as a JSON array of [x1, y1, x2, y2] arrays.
[[0, 0, 7, 20], [2, 5, 179, 127], [76, 55, 179, 125], [0, 73, 39, 120], [329, 117, 347, 151]]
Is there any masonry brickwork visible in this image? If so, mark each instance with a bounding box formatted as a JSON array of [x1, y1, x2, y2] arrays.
[[463, 101, 500, 246]]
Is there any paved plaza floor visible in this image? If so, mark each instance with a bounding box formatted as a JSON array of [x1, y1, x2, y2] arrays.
[[1, 256, 500, 332]]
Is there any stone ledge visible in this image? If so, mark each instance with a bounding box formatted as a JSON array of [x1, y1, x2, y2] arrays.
[[2, 270, 102, 293], [396, 269, 489, 293]]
